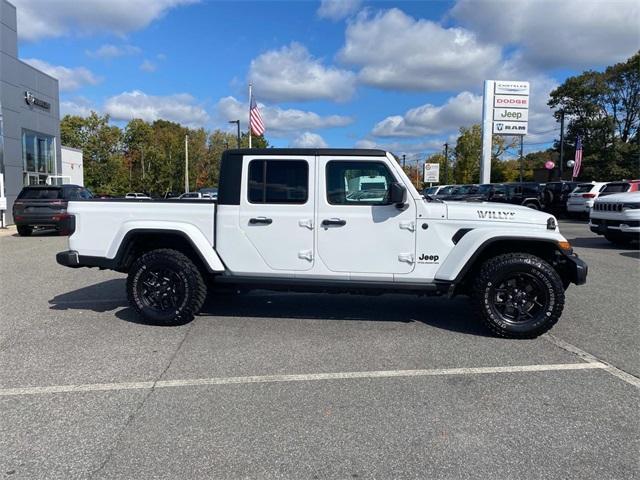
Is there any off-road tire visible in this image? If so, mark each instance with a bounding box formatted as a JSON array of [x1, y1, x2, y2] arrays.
[[471, 253, 565, 339], [17, 225, 33, 236], [127, 248, 206, 326]]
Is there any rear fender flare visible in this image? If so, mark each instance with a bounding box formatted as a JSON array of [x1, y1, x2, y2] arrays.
[[109, 222, 225, 272]]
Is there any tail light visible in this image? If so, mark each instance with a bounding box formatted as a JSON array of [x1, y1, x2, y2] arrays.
[[582, 193, 596, 198]]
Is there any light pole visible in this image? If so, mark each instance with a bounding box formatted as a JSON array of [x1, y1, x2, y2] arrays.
[[228, 120, 241, 148], [559, 110, 565, 180], [443, 142, 449, 183]]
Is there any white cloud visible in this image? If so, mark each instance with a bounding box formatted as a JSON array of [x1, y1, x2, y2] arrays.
[[338, 8, 502, 91], [372, 91, 482, 138], [216, 96, 353, 136], [140, 60, 157, 72], [451, 0, 640, 69], [12, 0, 198, 41], [23, 59, 101, 92], [86, 44, 141, 58], [249, 42, 356, 103], [60, 97, 95, 117], [290, 132, 329, 148], [104, 90, 209, 127], [317, 0, 362, 20]]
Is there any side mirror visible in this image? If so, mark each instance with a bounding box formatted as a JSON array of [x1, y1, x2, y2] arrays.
[[389, 182, 407, 206]]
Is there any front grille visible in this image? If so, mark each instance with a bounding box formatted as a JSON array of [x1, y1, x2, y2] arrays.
[[594, 203, 623, 212]]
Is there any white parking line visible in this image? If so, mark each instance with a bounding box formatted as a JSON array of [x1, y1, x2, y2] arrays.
[[544, 334, 640, 388], [0, 362, 607, 397]]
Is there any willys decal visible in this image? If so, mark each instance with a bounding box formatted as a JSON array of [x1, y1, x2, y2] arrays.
[[477, 210, 516, 220]]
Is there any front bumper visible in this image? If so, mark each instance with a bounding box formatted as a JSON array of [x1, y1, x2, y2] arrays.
[[563, 252, 588, 285]]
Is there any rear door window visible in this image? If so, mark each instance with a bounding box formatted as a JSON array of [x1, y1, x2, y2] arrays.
[[248, 159, 308, 204]]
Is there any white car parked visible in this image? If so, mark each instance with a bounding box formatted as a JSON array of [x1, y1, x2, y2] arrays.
[[566, 182, 608, 215], [590, 191, 640, 245]]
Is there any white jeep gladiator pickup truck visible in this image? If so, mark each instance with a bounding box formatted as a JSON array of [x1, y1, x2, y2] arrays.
[[57, 148, 587, 338]]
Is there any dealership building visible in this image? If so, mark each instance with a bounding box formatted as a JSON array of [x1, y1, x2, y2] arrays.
[[1, 0, 82, 225]]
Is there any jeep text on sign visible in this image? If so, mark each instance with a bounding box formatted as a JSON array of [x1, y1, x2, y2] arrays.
[[493, 94, 529, 109], [493, 108, 529, 122], [492, 121, 528, 135]]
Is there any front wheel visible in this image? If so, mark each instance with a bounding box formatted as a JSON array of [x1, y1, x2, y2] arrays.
[[471, 253, 565, 338], [127, 248, 207, 326]]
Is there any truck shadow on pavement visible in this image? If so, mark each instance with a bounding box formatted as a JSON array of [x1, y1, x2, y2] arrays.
[[49, 279, 491, 337]]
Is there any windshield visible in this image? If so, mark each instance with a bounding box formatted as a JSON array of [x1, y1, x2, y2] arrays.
[[424, 187, 439, 195], [477, 185, 493, 194], [437, 186, 456, 195]]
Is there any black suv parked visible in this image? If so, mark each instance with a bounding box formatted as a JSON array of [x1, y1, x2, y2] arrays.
[[541, 181, 580, 214], [464, 182, 544, 209], [12, 184, 92, 236]]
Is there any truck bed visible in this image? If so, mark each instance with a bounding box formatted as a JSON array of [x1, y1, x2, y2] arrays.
[[67, 199, 216, 259]]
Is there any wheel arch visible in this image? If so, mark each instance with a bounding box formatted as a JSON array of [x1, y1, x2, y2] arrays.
[[112, 228, 225, 274], [436, 235, 571, 295]]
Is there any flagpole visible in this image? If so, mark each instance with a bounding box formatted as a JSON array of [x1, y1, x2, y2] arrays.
[[248, 83, 252, 149]]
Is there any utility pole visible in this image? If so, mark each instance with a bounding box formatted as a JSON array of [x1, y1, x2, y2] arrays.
[[559, 110, 565, 180], [519, 136, 524, 183], [415, 159, 420, 189], [229, 120, 240, 148], [184, 134, 189, 193], [444, 142, 449, 183], [402, 154, 406, 168]]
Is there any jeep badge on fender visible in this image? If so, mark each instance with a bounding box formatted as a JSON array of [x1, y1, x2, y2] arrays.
[[56, 148, 587, 339]]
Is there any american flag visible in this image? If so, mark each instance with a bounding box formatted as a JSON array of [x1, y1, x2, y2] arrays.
[[249, 96, 265, 136], [572, 136, 583, 179]]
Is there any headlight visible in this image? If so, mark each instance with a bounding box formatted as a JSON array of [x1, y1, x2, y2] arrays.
[[622, 203, 640, 210], [547, 217, 557, 230]]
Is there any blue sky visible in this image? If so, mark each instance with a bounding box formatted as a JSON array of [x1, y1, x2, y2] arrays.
[[12, 0, 640, 159]]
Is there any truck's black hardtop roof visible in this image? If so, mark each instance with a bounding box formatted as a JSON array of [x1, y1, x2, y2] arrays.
[[224, 148, 388, 157]]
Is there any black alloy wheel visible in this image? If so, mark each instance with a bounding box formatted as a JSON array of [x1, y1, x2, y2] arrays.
[[489, 272, 549, 325]]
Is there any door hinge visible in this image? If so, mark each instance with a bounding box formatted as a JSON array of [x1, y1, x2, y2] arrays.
[[399, 221, 415, 232], [298, 219, 314, 230], [398, 253, 415, 264], [298, 250, 313, 261]]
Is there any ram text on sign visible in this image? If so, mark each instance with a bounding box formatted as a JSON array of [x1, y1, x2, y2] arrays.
[[494, 81, 530, 96], [423, 163, 440, 183], [494, 94, 529, 109], [493, 121, 528, 135], [493, 108, 529, 122]]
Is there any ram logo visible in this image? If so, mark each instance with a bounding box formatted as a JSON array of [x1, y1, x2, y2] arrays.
[[477, 210, 516, 220]]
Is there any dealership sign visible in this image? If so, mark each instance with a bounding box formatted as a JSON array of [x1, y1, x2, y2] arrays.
[[480, 79, 530, 183], [24, 91, 51, 110]]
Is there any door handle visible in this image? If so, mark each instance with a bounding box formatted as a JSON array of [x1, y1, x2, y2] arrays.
[[321, 218, 346, 227], [249, 217, 272, 225]]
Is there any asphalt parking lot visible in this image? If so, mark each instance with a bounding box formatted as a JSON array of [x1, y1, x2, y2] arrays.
[[1, 220, 638, 479]]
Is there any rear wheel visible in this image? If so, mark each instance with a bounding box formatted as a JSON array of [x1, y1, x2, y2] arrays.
[[17, 225, 33, 236], [127, 248, 206, 326], [471, 253, 565, 338]]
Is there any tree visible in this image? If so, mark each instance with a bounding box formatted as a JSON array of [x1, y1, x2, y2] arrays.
[[548, 51, 639, 180], [452, 124, 518, 184]]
